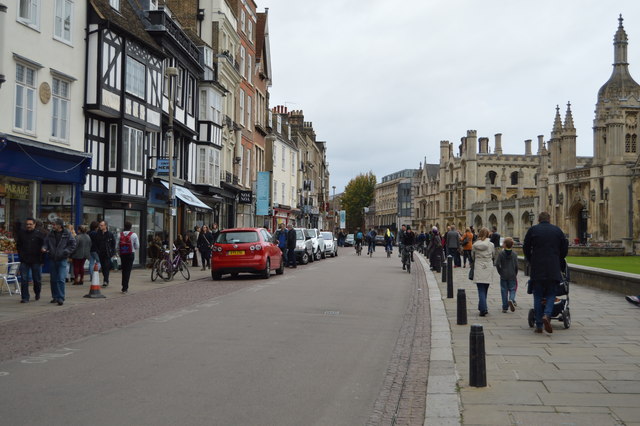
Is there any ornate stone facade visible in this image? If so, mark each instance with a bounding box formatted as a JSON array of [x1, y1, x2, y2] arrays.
[[415, 16, 640, 251]]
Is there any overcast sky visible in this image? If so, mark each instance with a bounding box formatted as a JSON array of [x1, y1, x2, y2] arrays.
[[261, 0, 640, 194]]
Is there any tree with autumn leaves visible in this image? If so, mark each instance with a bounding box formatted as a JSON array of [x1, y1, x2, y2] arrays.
[[341, 172, 376, 231]]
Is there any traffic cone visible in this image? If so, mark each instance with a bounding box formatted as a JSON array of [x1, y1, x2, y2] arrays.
[[84, 263, 106, 299]]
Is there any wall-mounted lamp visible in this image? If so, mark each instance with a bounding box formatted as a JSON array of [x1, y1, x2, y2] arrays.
[[197, 8, 205, 21], [233, 157, 241, 164]]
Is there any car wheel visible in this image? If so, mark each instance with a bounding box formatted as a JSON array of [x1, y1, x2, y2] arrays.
[[334, 249, 338, 257], [231, 272, 239, 278], [276, 257, 284, 275], [315, 249, 322, 261], [321, 250, 326, 259], [301, 251, 309, 265], [212, 270, 222, 280], [263, 258, 271, 279]]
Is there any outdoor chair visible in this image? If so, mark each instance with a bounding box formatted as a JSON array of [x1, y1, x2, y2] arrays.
[[0, 262, 21, 296]]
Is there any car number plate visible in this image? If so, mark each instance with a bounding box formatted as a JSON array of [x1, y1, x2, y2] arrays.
[[227, 250, 245, 255]]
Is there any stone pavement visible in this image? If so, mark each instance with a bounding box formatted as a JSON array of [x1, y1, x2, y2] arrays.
[[424, 255, 640, 426], [0, 264, 213, 324]]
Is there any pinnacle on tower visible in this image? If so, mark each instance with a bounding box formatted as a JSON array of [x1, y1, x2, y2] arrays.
[[564, 102, 575, 130], [552, 105, 563, 136]]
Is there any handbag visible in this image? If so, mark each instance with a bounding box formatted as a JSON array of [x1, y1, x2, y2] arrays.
[[468, 265, 474, 280]]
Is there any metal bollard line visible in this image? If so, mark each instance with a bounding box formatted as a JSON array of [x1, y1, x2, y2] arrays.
[[457, 288, 467, 325], [446, 255, 453, 298], [469, 324, 487, 387]]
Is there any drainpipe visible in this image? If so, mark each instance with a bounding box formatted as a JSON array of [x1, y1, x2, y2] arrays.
[[0, 3, 7, 88]]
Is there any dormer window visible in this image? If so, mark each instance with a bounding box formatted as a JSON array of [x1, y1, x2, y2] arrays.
[[109, 0, 119, 11]]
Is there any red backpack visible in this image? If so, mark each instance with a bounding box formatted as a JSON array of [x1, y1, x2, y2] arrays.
[[119, 232, 133, 255]]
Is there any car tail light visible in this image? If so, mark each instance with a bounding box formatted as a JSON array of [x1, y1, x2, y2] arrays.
[[213, 246, 222, 252], [250, 245, 263, 251]]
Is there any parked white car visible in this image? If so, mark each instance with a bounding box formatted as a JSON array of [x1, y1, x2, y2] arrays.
[[293, 228, 314, 264], [305, 228, 326, 260], [321, 231, 338, 257]]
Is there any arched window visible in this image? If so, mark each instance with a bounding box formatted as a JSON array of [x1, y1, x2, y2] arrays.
[[510, 171, 518, 185], [487, 170, 497, 185]]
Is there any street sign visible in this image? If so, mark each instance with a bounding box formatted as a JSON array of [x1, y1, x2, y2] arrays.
[[156, 158, 177, 176]]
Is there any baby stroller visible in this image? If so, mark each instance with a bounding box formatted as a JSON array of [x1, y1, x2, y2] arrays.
[[527, 265, 571, 329]]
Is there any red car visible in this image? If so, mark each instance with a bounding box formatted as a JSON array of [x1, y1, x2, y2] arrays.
[[211, 228, 284, 280]]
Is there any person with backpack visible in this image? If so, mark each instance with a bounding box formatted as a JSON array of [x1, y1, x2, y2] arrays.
[[354, 227, 364, 253], [366, 228, 377, 255], [117, 221, 139, 294]]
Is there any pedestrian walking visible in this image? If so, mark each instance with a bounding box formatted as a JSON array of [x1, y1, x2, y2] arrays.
[[523, 211, 568, 334], [16, 217, 45, 303], [191, 226, 200, 267], [490, 226, 501, 258], [71, 225, 91, 285], [274, 223, 288, 265], [95, 221, 116, 287], [197, 225, 214, 270], [117, 221, 139, 294], [87, 221, 101, 275], [471, 227, 495, 316], [461, 227, 474, 268], [43, 218, 77, 305], [286, 223, 297, 268], [496, 237, 519, 313], [445, 225, 462, 267]]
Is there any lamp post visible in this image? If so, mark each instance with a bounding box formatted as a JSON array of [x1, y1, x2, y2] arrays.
[[165, 66, 178, 266], [332, 185, 336, 231], [528, 210, 535, 227]]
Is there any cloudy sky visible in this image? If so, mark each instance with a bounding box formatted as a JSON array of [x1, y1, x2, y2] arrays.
[[261, 0, 640, 193]]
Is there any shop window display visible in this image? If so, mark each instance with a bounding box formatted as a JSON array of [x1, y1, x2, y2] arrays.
[[40, 183, 73, 229]]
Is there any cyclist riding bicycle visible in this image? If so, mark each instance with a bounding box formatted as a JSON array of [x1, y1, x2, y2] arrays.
[[366, 228, 377, 255], [401, 225, 416, 270], [384, 228, 394, 255], [354, 227, 364, 254]]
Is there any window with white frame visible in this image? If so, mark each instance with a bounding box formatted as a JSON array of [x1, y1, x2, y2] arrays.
[[51, 77, 70, 142], [14, 63, 37, 133], [244, 148, 251, 187], [109, 0, 119, 11], [277, 115, 282, 134], [247, 55, 252, 85], [239, 91, 245, 126], [247, 95, 252, 129], [212, 91, 223, 125], [125, 56, 145, 99], [213, 149, 220, 187], [18, 0, 40, 29], [203, 47, 213, 69], [239, 46, 246, 78], [281, 183, 285, 205], [54, 0, 73, 43], [176, 67, 184, 106], [281, 145, 285, 170], [109, 124, 118, 170], [187, 76, 194, 115], [273, 179, 277, 202], [291, 152, 295, 176], [240, 10, 246, 33], [248, 20, 253, 44], [123, 126, 143, 174], [199, 90, 207, 121], [197, 147, 207, 184]]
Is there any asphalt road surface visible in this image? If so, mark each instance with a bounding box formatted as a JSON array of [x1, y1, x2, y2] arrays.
[[1, 249, 428, 426]]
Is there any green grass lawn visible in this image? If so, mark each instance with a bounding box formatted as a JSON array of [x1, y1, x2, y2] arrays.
[[565, 256, 640, 275]]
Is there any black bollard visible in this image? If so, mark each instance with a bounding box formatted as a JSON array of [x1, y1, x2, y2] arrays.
[[441, 258, 447, 282], [469, 324, 487, 387], [446, 255, 454, 298], [457, 288, 467, 325]]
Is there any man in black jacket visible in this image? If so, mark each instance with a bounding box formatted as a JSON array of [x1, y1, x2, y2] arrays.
[[95, 220, 115, 287], [43, 219, 77, 305], [16, 218, 45, 303], [523, 211, 568, 334], [286, 223, 297, 268]]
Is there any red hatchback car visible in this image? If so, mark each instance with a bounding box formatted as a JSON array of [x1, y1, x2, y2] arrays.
[[211, 228, 284, 280]]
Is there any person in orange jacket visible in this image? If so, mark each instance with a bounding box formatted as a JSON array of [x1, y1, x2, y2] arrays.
[[461, 227, 474, 268]]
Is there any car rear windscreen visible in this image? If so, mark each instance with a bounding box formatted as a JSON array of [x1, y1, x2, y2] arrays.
[[218, 231, 259, 243]]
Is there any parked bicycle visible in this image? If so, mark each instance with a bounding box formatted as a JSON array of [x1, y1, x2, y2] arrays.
[[153, 248, 190, 282], [355, 241, 362, 256]]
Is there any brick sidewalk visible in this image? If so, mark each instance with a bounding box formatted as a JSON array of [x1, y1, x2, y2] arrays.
[[0, 265, 212, 323], [432, 260, 640, 426]]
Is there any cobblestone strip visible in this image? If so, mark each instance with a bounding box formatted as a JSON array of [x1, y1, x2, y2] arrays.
[[368, 256, 431, 426], [419, 255, 462, 425]]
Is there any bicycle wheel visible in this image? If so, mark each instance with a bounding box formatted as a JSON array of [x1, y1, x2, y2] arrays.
[[150, 260, 159, 281], [178, 260, 191, 280], [159, 259, 172, 281]]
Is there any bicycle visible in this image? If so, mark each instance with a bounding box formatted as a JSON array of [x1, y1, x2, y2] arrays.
[[367, 241, 374, 257], [355, 241, 362, 256], [401, 245, 413, 273], [385, 242, 393, 258], [156, 249, 191, 281], [150, 257, 162, 281]]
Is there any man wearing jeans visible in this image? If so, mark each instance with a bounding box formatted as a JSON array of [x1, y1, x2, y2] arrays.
[[523, 212, 568, 334], [16, 218, 45, 303], [43, 219, 76, 305]]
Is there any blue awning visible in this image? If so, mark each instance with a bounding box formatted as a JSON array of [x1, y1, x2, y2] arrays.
[[0, 133, 92, 184]]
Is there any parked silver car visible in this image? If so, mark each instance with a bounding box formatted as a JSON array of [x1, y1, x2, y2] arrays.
[[344, 233, 355, 247], [321, 231, 338, 257], [305, 228, 326, 260], [293, 228, 314, 264]]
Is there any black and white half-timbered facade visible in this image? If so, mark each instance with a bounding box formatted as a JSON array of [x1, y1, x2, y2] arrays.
[[83, 0, 165, 264]]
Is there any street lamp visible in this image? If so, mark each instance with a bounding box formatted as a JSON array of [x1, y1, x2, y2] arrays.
[[528, 210, 535, 226], [165, 66, 178, 266], [581, 207, 589, 220]]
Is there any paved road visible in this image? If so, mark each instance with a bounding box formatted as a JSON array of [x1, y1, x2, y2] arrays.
[[0, 250, 428, 426]]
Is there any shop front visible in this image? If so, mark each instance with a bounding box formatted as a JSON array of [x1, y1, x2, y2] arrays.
[[160, 181, 211, 238], [0, 134, 91, 238], [271, 205, 298, 230]]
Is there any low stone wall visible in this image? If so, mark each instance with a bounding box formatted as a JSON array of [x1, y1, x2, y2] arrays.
[[513, 247, 626, 257], [517, 258, 640, 295]]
